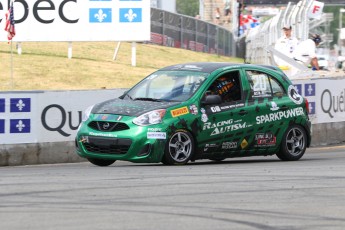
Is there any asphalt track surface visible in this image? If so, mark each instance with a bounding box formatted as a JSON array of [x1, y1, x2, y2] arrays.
[[1, 145, 345, 230]]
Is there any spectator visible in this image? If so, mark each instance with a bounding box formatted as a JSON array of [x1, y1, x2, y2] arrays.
[[214, 7, 221, 25], [293, 34, 322, 70], [274, 24, 299, 66], [223, 0, 231, 24]]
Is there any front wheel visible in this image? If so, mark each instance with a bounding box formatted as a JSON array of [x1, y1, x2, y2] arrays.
[[87, 158, 116, 166], [162, 130, 194, 165], [276, 125, 307, 161]]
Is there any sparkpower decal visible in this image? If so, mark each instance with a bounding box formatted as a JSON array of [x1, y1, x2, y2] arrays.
[[256, 107, 304, 124]]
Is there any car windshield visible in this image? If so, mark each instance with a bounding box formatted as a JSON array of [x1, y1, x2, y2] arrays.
[[124, 71, 208, 102]]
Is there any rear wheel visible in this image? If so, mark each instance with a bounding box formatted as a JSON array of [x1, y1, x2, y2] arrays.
[[87, 158, 116, 166], [276, 125, 307, 161], [162, 130, 194, 165]]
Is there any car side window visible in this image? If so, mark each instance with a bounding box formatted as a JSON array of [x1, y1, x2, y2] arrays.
[[205, 71, 242, 103], [246, 70, 285, 99]]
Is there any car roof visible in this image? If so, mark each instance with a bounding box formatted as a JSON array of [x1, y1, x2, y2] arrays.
[[159, 62, 280, 73]]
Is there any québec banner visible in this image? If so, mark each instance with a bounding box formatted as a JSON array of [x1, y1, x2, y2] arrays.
[[0, 0, 150, 42]]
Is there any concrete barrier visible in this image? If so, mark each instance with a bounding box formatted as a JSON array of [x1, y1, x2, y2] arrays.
[[1, 120, 345, 166]]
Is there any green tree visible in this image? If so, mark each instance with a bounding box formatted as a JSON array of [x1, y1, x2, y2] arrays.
[[176, 0, 199, 17]]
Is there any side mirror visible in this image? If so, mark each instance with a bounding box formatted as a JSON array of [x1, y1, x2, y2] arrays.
[[202, 95, 222, 105]]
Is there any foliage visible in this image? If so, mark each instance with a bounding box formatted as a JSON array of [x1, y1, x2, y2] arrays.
[[176, 0, 199, 17]]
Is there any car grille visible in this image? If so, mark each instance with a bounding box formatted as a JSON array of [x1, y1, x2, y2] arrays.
[[82, 136, 132, 155], [88, 121, 130, 132]]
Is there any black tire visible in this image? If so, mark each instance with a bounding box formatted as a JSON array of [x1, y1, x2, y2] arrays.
[[87, 158, 116, 167], [276, 125, 307, 161], [162, 130, 194, 165]]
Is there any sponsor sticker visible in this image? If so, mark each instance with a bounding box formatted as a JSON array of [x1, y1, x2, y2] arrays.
[[147, 132, 166, 139], [241, 139, 248, 149], [288, 85, 303, 105], [255, 132, 276, 146], [95, 114, 122, 121], [171, 106, 189, 117], [189, 105, 198, 115], [270, 101, 279, 111], [204, 143, 219, 152], [201, 108, 208, 122], [88, 132, 117, 138], [222, 142, 237, 149]]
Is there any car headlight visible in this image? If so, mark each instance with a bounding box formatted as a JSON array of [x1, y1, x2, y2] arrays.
[[82, 105, 94, 122], [133, 109, 166, 126]]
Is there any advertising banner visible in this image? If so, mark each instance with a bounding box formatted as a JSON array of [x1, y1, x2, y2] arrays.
[[0, 0, 150, 42], [0, 89, 126, 144], [293, 78, 345, 124]]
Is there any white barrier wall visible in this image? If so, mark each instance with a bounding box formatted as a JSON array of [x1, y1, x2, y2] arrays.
[[292, 78, 345, 124], [0, 89, 126, 145]]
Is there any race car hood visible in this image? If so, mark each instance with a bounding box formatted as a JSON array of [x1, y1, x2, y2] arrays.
[[91, 98, 179, 117]]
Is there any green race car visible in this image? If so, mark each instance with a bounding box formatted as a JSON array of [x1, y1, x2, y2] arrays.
[[75, 62, 311, 166]]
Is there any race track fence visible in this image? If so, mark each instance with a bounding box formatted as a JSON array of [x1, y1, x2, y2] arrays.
[[150, 8, 236, 58]]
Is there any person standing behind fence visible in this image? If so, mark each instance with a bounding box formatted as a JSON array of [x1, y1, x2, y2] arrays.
[[214, 7, 221, 25], [293, 34, 322, 71], [223, 0, 231, 24], [274, 24, 299, 66]]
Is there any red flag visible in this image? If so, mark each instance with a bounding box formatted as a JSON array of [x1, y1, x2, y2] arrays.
[[4, 1, 15, 41]]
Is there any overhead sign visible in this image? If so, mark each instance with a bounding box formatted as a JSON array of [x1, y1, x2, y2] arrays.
[[307, 0, 324, 20], [0, 0, 150, 42]]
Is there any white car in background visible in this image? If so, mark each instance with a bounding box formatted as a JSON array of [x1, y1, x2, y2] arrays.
[[317, 55, 329, 70]]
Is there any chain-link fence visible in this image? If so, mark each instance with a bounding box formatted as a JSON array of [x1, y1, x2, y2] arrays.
[[150, 8, 238, 58]]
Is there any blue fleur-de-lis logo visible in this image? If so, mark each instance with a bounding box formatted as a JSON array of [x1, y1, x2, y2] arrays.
[[16, 120, 26, 132], [94, 9, 107, 22], [89, 8, 112, 23], [16, 99, 26, 111], [120, 8, 142, 23], [125, 9, 137, 22], [10, 119, 31, 133]]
